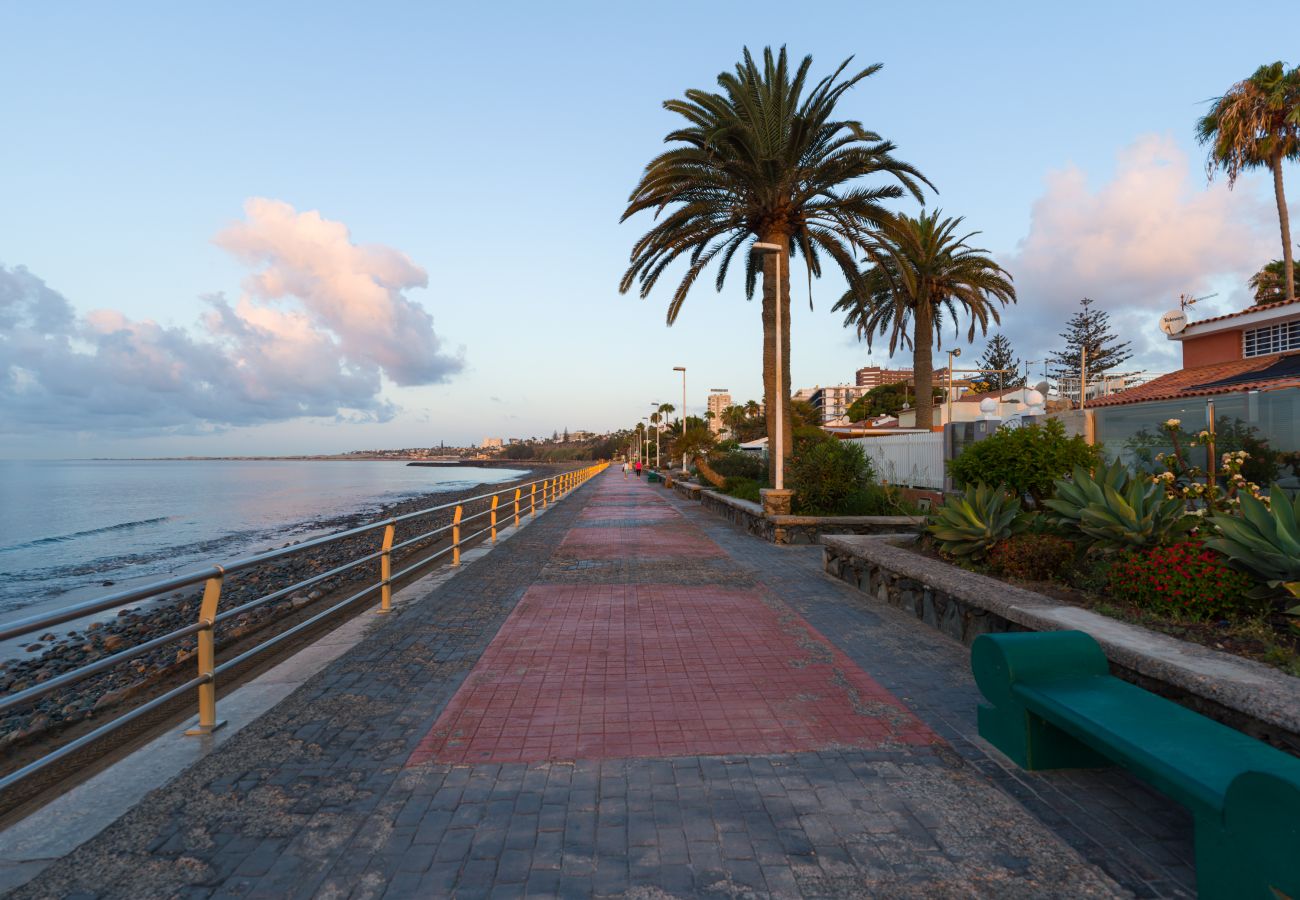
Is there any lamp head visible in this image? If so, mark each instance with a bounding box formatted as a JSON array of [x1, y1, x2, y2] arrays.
[[673, 366, 686, 372], [750, 242, 781, 254]]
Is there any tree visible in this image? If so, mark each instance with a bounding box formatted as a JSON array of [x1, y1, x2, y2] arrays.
[[1046, 297, 1132, 383], [1197, 61, 1300, 303], [833, 211, 1016, 429], [1250, 255, 1299, 304], [970, 333, 1025, 393], [845, 381, 942, 421], [620, 46, 929, 486], [562, 427, 570, 442]]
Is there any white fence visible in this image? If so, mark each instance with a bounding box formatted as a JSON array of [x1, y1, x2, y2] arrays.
[[849, 433, 945, 490]]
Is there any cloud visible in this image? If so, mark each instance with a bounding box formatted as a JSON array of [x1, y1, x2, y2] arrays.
[[997, 134, 1279, 371], [0, 201, 463, 432]]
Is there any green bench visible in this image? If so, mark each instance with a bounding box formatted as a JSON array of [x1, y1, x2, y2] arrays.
[[972, 631, 1299, 899], [646, 471, 664, 484]]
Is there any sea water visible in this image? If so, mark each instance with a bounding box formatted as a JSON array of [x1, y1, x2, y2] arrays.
[[0, 459, 527, 622]]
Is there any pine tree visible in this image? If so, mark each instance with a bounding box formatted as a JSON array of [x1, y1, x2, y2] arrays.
[[970, 333, 1025, 392], [1047, 297, 1133, 380]]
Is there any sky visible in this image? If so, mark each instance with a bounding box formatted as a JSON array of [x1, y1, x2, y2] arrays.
[[1, 1, 1297, 457]]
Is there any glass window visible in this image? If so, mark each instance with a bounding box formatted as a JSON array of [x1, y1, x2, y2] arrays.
[[1243, 319, 1300, 357]]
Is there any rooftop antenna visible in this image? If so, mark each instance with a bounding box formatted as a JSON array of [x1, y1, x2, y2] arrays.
[[1179, 292, 1217, 311]]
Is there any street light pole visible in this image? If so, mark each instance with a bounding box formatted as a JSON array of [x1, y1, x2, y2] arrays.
[[673, 366, 687, 470], [751, 242, 784, 490], [946, 348, 962, 427]]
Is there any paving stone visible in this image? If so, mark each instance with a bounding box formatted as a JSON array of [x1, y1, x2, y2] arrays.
[[10, 474, 1153, 898]]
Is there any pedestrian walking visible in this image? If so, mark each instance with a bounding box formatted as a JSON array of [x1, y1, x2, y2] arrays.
[[622, 461, 631, 479], [635, 460, 642, 478]]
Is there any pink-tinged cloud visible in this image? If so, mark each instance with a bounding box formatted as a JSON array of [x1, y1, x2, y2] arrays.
[[214, 198, 459, 386], [0, 201, 463, 432], [998, 134, 1281, 371]]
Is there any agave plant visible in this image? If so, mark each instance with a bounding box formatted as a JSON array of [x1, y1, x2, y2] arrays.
[[1043, 459, 1131, 530], [1075, 480, 1192, 550], [927, 483, 1029, 561], [1205, 486, 1300, 609]]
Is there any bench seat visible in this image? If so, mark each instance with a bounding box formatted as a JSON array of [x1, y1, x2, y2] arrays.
[[973, 630, 1300, 899]]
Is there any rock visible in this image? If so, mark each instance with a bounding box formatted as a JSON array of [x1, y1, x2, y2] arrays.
[[88, 622, 103, 632], [24, 644, 43, 653], [308, 590, 324, 601], [94, 681, 144, 711], [101, 580, 114, 586], [101, 634, 126, 653]]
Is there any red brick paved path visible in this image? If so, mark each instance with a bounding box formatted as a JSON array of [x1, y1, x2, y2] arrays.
[[410, 474, 935, 765]]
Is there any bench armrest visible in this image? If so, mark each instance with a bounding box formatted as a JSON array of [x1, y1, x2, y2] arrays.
[[972, 631, 1109, 710]]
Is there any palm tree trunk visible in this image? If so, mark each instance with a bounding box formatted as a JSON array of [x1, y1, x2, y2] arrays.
[[760, 233, 795, 486], [913, 301, 935, 430], [1273, 157, 1296, 303], [693, 454, 726, 489]]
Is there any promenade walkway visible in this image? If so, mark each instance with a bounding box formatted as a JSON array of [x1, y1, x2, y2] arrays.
[[10, 470, 1193, 898]]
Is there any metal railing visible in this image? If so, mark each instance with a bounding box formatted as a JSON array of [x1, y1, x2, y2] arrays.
[[0, 462, 607, 794]]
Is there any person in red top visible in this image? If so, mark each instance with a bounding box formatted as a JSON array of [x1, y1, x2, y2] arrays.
[[634, 460, 642, 477]]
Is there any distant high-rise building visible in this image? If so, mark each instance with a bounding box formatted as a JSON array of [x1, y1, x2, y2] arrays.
[[809, 384, 871, 423], [480, 437, 504, 449], [855, 365, 915, 388], [706, 391, 731, 434]]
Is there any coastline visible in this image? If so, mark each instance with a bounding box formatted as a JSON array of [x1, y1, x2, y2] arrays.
[[0, 466, 563, 783]]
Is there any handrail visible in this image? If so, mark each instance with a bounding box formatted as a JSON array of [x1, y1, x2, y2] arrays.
[[0, 462, 608, 794]]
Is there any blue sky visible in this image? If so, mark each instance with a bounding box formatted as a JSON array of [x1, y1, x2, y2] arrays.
[[1, 1, 1296, 456]]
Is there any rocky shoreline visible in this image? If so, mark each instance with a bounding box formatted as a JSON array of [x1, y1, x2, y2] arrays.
[[0, 469, 558, 766]]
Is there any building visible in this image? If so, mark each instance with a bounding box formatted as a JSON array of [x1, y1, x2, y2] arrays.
[[480, 437, 503, 449], [1086, 300, 1300, 477], [855, 365, 914, 388], [706, 391, 731, 434], [809, 384, 871, 424]]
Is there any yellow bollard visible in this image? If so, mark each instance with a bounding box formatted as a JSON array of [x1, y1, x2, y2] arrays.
[[452, 505, 463, 565], [185, 569, 226, 736], [379, 521, 396, 614], [490, 495, 499, 542], [514, 488, 521, 527], [530, 483, 537, 516]]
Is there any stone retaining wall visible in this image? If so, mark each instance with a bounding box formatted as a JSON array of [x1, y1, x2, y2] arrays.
[[696, 490, 923, 544], [822, 534, 1300, 755]]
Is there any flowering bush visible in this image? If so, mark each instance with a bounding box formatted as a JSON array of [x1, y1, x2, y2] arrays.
[[1107, 541, 1256, 621], [1151, 419, 1268, 514], [987, 534, 1075, 581]]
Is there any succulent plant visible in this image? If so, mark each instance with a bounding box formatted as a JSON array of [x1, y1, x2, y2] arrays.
[[1043, 459, 1131, 530], [927, 483, 1030, 561], [1074, 479, 1192, 550], [1205, 486, 1300, 606]]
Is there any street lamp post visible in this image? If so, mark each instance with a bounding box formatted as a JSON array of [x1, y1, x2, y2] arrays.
[[673, 366, 687, 471], [750, 243, 785, 492], [650, 402, 661, 468], [945, 348, 962, 427]]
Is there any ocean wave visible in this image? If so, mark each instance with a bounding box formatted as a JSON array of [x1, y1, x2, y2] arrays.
[[0, 516, 173, 554]]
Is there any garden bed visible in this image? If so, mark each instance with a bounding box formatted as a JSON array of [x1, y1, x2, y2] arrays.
[[823, 534, 1300, 755]]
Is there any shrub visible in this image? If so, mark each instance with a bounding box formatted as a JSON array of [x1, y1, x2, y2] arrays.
[[788, 440, 874, 515], [948, 419, 1102, 507], [1108, 542, 1256, 621], [834, 482, 924, 516], [793, 425, 833, 446], [723, 477, 763, 503], [927, 483, 1030, 561], [710, 450, 768, 481], [987, 534, 1076, 581]]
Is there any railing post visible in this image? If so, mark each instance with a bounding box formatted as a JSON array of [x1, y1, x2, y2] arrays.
[[453, 505, 463, 565], [491, 495, 499, 542], [379, 520, 396, 614], [542, 479, 549, 508], [531, 484, 537, 516], [514, 488, 521, 526], [185, 568, 226, 736]]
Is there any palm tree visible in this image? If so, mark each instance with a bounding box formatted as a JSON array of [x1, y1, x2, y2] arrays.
[[1197, 62, 1300, 303], [620, 46, 928, 485], [833, 210, 1016, 429], [1249, 255, 1299, 304]]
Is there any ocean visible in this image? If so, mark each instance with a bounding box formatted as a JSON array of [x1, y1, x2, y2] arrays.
[[0, 459, 528, 623]]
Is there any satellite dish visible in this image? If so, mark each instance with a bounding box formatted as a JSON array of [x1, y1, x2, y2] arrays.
[[1160, 309, 1187, 335]]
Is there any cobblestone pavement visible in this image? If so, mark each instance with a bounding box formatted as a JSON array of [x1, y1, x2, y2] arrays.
[[12, 472, 1151, 899]]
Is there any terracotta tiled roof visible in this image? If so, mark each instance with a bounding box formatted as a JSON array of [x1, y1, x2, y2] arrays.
[[1186, 298, 1300, 328], [1086, 351, 1300, 408], [955, 387, 1024, 403]]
